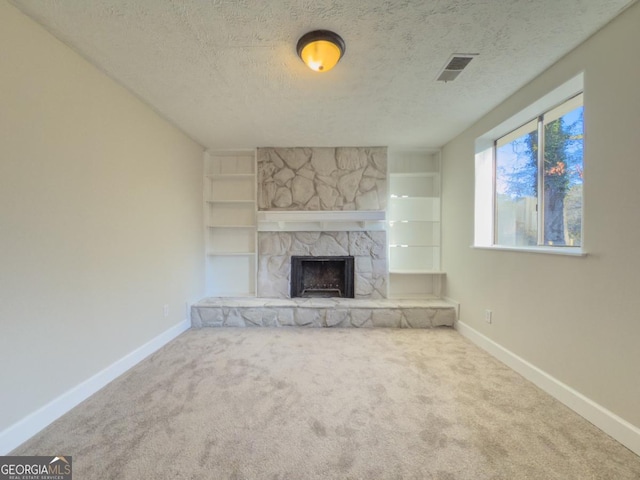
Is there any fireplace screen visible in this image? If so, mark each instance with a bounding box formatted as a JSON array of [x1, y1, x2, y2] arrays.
[[290, 256, 355, 298]]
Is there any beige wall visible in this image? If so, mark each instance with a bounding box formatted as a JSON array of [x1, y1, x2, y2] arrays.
[[0, 1, 204, 430], [442, 1, 640, 428]]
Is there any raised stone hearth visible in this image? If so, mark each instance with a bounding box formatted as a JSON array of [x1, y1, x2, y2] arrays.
[[191, 297, 455, 329]]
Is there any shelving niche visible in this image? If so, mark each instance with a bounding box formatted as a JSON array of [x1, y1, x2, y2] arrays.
[[388, 149, 444, 298], [204, 151, 256, 296]]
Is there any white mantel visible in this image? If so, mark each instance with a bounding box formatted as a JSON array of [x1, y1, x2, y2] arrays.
[[257, 210, 386, 232]]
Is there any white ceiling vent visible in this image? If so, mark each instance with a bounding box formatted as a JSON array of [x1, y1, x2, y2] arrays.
[[436, 54, 478, 82]]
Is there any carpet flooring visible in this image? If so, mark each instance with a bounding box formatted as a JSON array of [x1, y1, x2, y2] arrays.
[[12, 327, 640, 479]]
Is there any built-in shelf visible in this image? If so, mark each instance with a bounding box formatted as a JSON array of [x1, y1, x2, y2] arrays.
[[388, 149, 443, 298], [204, 150, 257, 297]]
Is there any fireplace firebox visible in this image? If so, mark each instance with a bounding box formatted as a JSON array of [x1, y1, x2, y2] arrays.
[[290, 256, 355, 298]]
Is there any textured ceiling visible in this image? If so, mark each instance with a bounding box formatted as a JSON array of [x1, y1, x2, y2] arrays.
[[10, 0, 635, 149]]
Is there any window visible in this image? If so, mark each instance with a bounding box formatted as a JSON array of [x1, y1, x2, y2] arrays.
[[474, 74, 585, 255], [495, 94, 583, 247]]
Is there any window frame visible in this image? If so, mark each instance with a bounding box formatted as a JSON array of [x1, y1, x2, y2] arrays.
[[474, 73, 586, 256]]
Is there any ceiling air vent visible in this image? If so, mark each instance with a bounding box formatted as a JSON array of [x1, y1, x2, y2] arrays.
[[436, 54, 478, 82]]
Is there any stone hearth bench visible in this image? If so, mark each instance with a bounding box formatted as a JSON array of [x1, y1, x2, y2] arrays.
[[191, 297, 456, 328]]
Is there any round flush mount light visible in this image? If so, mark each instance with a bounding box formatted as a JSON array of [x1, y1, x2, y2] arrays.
[[296, 30, 345, 73]]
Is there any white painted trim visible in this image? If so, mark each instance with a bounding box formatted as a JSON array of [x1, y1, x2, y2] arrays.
[[455, 321, 640, 456], [472, 245, 586, 257], [0, 319, 190, 455]]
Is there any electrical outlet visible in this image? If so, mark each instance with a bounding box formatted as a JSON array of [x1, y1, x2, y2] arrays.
[[485, 309, 492, 324], [163, 304, 169, 317]]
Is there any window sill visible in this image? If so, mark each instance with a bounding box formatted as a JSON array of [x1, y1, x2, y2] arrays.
[[472, 245, 586, 257]]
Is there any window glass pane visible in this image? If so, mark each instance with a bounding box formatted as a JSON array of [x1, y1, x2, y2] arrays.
[[495, 121, 539, 246], [542, 98, 583, 246]]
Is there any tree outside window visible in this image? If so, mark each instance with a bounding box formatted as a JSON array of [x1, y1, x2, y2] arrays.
[[495, 94, 583, 247]]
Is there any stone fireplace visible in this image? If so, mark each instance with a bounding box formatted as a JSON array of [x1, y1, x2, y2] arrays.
[[257, 231, 386, 299], [290, 255, 355, 298], [257, 147, 388, 300]]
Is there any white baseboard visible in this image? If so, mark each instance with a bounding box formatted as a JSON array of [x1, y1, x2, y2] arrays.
[[455, 321, 640, 457], [0, 319, 190, 455]]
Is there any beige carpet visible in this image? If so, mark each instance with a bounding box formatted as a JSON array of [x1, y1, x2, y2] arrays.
[[12, 327, 640, 479]]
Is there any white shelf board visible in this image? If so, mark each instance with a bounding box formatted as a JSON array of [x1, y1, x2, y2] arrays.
[[389, 195, 438, 199], [206, 251, 256, 256], [389, 244, 440, 248], [389, 172, 439, 178], [206, 173, 255, 179], [207, 224, 256, 229], [389, 220, 439, 224], [389, 270, 446, 275]]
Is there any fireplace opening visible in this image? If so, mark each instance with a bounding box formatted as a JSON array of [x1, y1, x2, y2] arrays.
[[290, 256, 355, 298]]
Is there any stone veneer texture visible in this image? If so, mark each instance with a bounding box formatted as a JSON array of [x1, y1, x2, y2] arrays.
[[257, 147, 387, 211], [257, 231, 387, 299], [191, 299, 455, 328]]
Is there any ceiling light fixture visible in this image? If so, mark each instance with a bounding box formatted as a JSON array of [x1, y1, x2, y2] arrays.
[[296, 30, 345, 73]]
